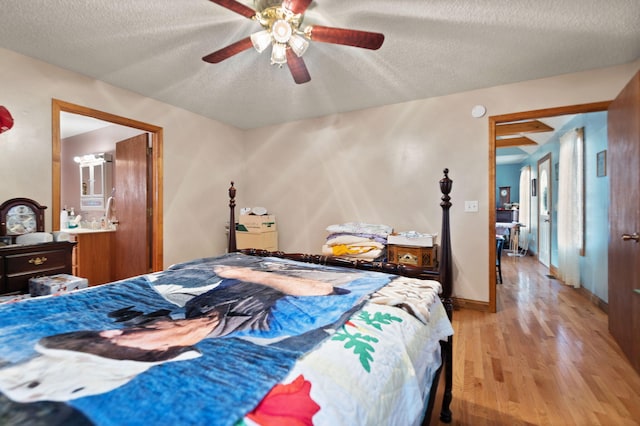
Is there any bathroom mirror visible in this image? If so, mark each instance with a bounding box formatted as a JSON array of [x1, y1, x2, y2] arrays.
[[76, 153, 112, 210]]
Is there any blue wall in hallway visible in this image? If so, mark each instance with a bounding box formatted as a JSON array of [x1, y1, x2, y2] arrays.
[[497, 111, 608, 302]]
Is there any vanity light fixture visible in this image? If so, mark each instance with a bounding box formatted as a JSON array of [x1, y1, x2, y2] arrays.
[[73, 153, 112, 165]]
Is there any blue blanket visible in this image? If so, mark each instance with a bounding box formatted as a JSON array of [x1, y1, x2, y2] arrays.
[[0, 253, 394, 425]]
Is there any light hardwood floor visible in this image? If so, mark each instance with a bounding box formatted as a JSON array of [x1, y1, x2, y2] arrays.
[[432, 253, 640, 425]]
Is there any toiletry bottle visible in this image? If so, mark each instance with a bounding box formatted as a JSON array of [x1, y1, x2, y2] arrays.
[[60, 207, 68, 230], [68, 207, 77, 228]]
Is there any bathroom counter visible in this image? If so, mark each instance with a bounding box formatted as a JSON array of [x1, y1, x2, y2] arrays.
[[61, 227, 116, 234]]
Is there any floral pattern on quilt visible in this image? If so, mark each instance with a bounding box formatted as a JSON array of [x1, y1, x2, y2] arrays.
[[243, 375, 319, 426]]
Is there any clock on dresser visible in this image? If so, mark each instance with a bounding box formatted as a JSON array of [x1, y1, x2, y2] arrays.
[[0, 197, 47, 244]]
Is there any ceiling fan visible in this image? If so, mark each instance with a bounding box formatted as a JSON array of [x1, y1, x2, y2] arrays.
[[202, 0, 385, 84]]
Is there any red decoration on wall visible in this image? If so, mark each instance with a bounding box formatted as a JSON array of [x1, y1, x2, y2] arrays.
[[0, 106, 14, 134]]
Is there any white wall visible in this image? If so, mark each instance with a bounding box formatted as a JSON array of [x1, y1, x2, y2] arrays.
[[244, 60, 640, 303], [1, 46, 638, 303], [0, 48, 245, 266]]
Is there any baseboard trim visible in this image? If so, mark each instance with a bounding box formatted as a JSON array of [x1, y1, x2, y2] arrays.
[[453, 297, 490, 312], [545, 267, 608, 314], [577, 287, 608, 314]]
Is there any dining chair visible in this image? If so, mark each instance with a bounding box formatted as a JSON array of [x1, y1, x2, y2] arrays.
[[496, 237, 504, 284]]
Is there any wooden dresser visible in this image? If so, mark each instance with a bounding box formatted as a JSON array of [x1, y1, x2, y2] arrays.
[[0, 241, 76, 295]]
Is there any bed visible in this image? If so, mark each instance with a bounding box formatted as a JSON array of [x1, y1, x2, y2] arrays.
[[0, 170, 454, 425]]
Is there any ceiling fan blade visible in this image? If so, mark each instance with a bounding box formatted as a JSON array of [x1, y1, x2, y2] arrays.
[[202, 37, 254, 63], [282, 0, 313, 15], [208, 0, 256, 19], [308, 26, 384, 50], [286, 49, 311, 84]]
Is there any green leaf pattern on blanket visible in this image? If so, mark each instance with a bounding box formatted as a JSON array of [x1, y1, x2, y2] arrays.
[[358, 310, 402, 330], [331, 310, 402, 372]]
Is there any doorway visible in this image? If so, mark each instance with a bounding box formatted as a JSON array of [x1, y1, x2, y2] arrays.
[[488, 101, 610, 313], [51, 99, 164, 272]]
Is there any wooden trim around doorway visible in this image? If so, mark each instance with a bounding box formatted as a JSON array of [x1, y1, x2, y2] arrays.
[[488, 101, 611, 313], [51, 99, 164, 273]]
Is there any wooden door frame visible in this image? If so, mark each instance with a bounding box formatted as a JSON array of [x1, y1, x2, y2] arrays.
[[52, 99, 164, 272], [488, 101, 610, 313], [537, 153, 552, 268]]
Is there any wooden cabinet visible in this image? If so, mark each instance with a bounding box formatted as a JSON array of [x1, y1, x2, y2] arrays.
[[496, 209, 518, 223], [0, 241, 75, 294], [387, 244, 438, 269], [69, 231, 114, 286]]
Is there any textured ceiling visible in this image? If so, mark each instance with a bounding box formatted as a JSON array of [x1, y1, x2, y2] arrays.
[[1, 0, 639, 130]]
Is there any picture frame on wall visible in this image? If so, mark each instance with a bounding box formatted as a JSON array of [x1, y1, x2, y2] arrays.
[[597, 150, 607, 177]]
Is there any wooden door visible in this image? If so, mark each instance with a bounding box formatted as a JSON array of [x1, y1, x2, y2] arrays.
[[608, 70, 640, 374], [113, 133, 151, 280], [537, 154, 552, 267]]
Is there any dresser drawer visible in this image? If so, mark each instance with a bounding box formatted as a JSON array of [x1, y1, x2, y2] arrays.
[[5, 249, 69, 275]]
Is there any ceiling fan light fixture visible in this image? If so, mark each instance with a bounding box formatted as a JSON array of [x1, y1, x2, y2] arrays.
[[271, 19, 292, 43], [270, 42, 287, 65], [250, 30, 272, 53], [288, 33, 309, 57], [204, 0, 386, 84]]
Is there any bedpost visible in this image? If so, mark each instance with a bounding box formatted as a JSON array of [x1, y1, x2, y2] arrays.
[[439, 168, 453, 423], [439, 168, 453, 303], [228, 181, 237, 253]]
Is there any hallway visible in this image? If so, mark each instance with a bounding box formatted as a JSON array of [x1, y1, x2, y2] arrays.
[[433, 254, 640, 425]]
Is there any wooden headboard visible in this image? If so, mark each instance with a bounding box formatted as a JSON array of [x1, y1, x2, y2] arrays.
[[226, 169, 453, 306]]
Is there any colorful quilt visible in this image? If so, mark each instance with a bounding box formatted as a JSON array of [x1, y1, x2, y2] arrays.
[[0, 253, 406, 425], [242, 299, 453, 425]]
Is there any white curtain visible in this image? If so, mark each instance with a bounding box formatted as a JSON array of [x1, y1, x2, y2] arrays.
[[557, 128, 584, 288], [518, 165, 531, 241]]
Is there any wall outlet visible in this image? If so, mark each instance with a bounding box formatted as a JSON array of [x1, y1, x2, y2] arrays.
[[464, 200, 479, 212]]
